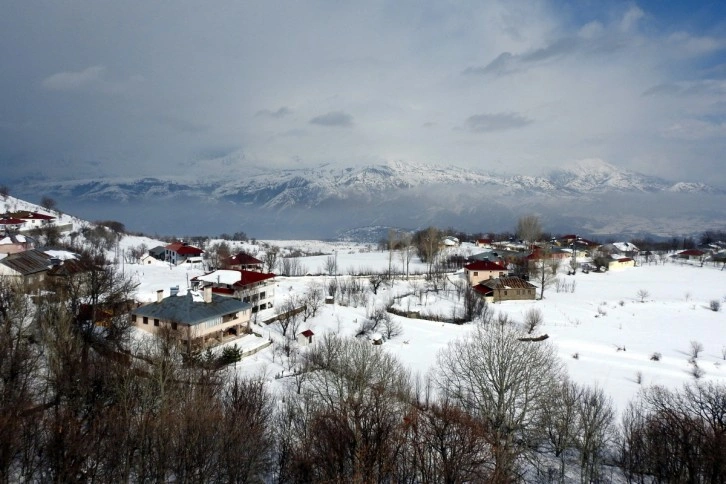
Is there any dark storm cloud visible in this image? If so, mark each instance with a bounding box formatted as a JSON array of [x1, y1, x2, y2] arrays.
[[309, 111, 354, 128], [464, 113, 532, 133]]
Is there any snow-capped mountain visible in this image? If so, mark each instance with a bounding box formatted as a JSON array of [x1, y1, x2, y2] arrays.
[[10, 159, 724, 239], [18, 158, 719, 207]]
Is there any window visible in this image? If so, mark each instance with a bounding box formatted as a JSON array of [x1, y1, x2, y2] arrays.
[[154, 319, 159, 327], [143, 317, 148, 325], [132, 315, 137, 322], [259, 291, 266, 299], [473, 271, 478, 276], [171, 322, 178, 330]]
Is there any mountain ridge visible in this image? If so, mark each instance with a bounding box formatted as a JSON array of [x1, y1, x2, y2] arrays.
[[15, 158, 721, 207]]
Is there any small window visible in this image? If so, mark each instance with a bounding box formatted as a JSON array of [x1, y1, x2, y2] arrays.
[[132, 315, 137, 323], [171, 322, 178, 331], [143, 317, 148, 325], [154, 319, 159, 327], [473, 271, 478, 276], [259, 291, 266, 299]]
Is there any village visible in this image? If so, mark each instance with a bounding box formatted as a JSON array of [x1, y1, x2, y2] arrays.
[[1, 195, 725, 482]]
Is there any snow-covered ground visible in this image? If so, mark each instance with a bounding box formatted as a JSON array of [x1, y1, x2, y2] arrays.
[[115, 233, 726, 415], [2, 189, 722, 415]]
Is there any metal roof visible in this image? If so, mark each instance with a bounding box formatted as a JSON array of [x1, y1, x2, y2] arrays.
[[131, 292, 251, 326], [0, 249, 51, 275]]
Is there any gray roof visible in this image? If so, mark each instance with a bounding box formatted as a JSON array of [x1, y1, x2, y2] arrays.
[[132, 293, 251, 326], [0, 249, 51, 275]]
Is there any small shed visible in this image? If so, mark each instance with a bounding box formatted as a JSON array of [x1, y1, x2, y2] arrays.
[[297, 329, 315, 346]]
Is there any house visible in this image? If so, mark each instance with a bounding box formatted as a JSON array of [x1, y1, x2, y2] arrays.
[[11, 211, 55, 230], [677, 249, 706, 262], [192, 269, 276, 313], [473, 276, 537, 302], [601, 242, 639, 258], [164, 241, 204, 265], [608, 257, 635, 271], [525, 246, 570, 261], [0, 233, 32, 255], [0, 216, 26, 234], [130, 286, 252, 348], [225, 252, 263, 271], [45, 257, 98, 296], [148, 246, 167, 260], [297, 329, 315, 346], [463, 260, 508, 286], [0, 249, 52, 288], [140, 253, 160, 265], [441, 236, 460, 247], [475, 238, 493, 248]]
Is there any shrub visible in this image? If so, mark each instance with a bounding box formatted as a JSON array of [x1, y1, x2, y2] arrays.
[[650, 352, 662, 361], [710, 299, 721, 312]]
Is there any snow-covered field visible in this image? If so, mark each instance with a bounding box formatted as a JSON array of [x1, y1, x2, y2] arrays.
[[1, 188, 721, 415], [118, 234, 726, 414]]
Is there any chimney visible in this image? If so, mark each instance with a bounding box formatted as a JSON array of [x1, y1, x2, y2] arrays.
[[156, 289, 164, 302], [170, 285, 179, 297], [203, 285, 212, 303]]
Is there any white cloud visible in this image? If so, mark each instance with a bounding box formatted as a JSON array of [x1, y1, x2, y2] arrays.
[[620, 5, 644, 32], [41, 65, 106, 91]]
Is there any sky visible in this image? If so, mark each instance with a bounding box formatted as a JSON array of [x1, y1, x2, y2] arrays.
[[1, 0, 726, 186]]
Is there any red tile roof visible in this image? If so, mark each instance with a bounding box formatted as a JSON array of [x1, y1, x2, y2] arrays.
[[233, 270, 275, 287], [0, 217, 25, 225], [165, 242, 204, 256], [679, 249, 705, 257], [300, 329, 314, 337], [227, 253, 262, 266], [12, 211, 55, 221], [464, 260, 507, 271]]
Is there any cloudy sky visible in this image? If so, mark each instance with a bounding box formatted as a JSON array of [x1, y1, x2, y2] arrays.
[[1, 1, 726, 185]]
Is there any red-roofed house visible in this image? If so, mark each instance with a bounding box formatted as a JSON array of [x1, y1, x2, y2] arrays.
[[165, 242, 204, 265], [11, 211, 55, 230], [464, 260, 507, 286], [677, 249, 706, 261], [475, 238, 493, 248], [225, 252, 263, 271], [192, 269, 276, 313], [0, 216, 26, 234]]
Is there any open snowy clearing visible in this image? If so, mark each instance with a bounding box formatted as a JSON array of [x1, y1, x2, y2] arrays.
[[116, 233, 726, 415]]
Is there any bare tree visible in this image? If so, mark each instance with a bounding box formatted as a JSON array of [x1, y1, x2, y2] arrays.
[[323, 255, 337, 276], [516, 214, 542, 243], [690, 340, 704, 359], [40, 195, 56, 211], [575, 385, 615, 483], [276, 296, 302, 339], [263, 246, 280, 273], [415, 226, 442, 275], [369, 272, 387, 295], [540, 379, 582, 481], [637, 289, 649, 303], [301, 281, 324, 321], [436, 323, 563, 481], [523, 307, 544, 334], [530, 248, 556, 300], [398, 232, 414, 279]]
